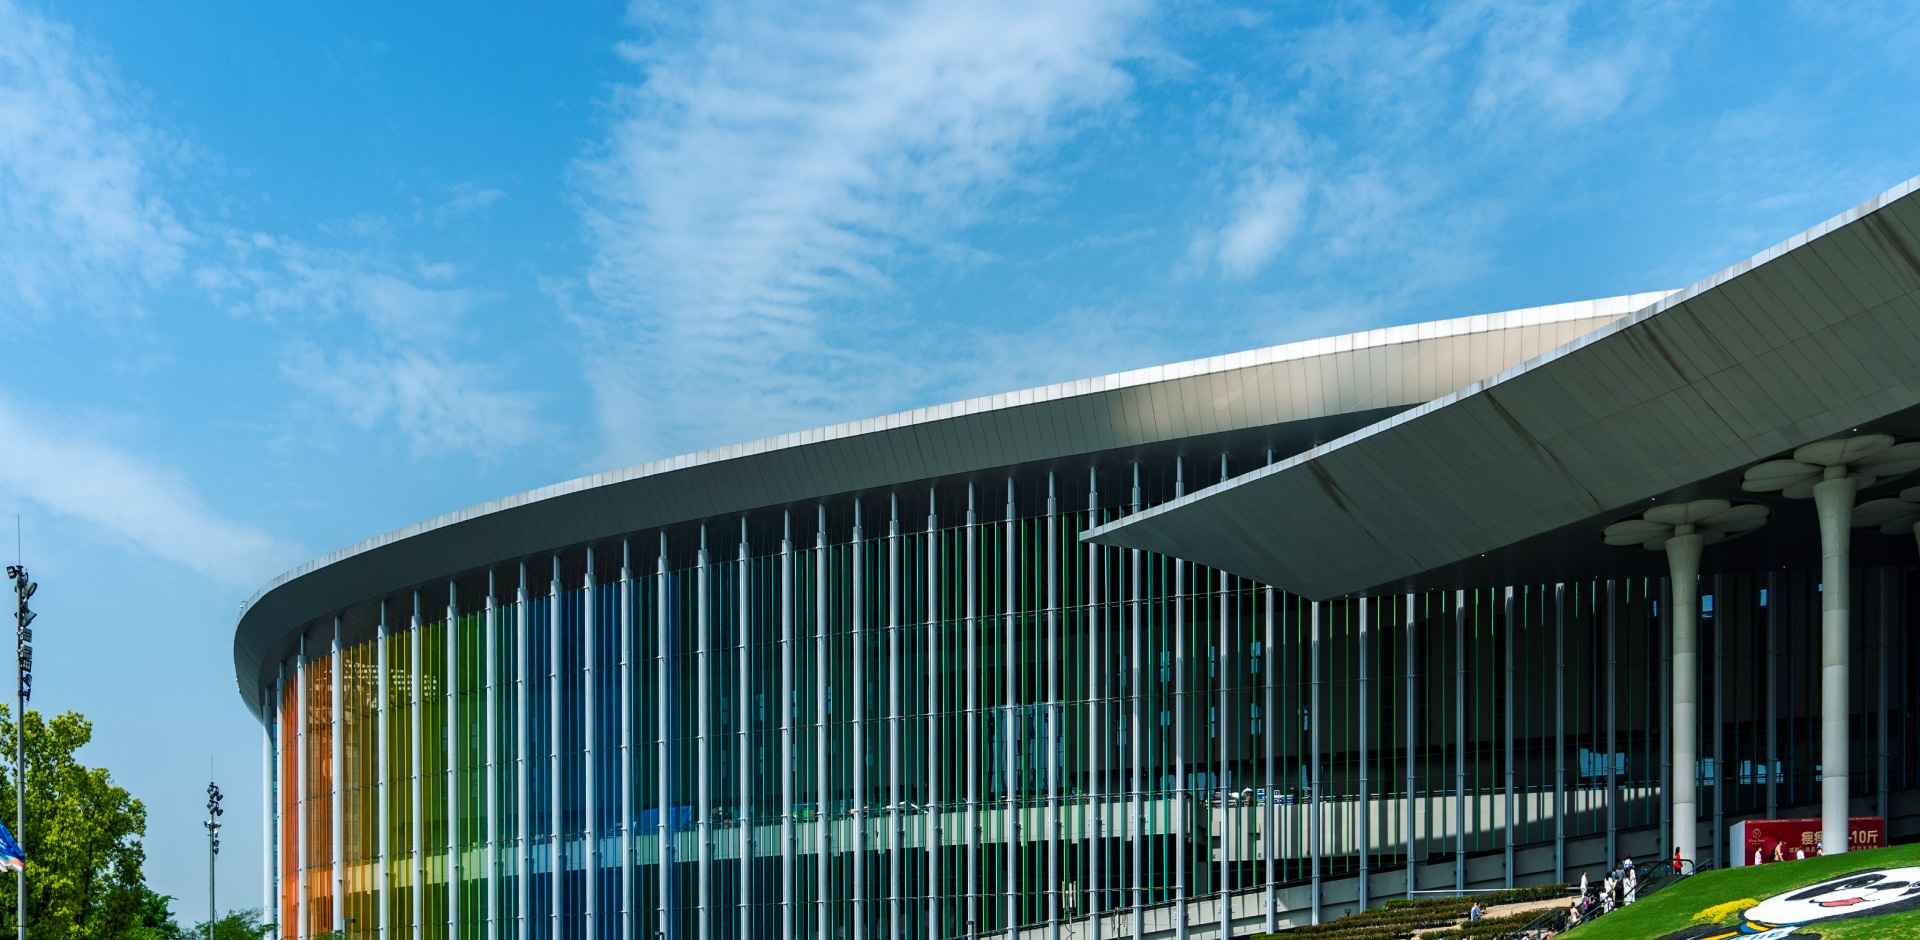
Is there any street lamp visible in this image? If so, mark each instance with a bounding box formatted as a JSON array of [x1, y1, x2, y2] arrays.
[[206, 781, 223, 940], [5, 565, 32, 940]]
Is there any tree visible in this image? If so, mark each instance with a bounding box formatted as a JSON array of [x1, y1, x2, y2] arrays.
[[133, 888, 182, 940], [0, 707, 148, 940], [185, 908, 273, 940]]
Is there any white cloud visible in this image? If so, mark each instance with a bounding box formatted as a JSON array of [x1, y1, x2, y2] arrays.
[[1189, 0, 1680, 285], [0, 395, 300, 588], [1207, 169, 1309, 277], [201, 235, 542, 455], [576, 0, 1149, 463], [0, 0, 189, 318]]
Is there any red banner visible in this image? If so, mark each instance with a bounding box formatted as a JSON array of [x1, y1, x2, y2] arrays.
[[1730, 817, 1886, 866]]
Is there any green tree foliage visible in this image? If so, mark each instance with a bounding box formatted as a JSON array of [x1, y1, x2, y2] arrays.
[[133, 889, 182, 940], [185, 908, 274, 940], [0, 707, 148, 940]]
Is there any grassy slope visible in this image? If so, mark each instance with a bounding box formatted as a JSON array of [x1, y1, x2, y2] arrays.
[[1562, 843, 1920, 939]]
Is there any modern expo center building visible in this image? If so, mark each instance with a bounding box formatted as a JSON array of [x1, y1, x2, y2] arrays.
[[238, 176, 1920, 940]]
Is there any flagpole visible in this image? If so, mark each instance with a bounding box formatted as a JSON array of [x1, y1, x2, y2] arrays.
[[8, 562, 32, 940]]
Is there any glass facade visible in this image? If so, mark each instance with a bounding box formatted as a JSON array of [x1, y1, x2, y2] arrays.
[[261, 458, 1920, 940]]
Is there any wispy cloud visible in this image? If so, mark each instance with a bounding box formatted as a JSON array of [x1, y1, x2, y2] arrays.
[[576, 0, 1150, 463], [200, 234, 541, 455], [0, 0, 190, 319], [0, 395, 301, 588], [1189, 0, 1681, 287]]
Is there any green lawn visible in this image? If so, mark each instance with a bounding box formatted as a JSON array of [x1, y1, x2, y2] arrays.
[[1562, 842, 1920, 939]]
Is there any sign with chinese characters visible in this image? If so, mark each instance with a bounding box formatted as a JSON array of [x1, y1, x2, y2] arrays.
[[1730, 817, 1886, 867]]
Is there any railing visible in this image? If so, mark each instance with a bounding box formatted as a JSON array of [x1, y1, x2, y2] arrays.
[[1497, 856, 1702, 938]]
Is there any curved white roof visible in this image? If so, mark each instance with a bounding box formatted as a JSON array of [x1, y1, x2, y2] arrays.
[[233, 294, 1661, 712]]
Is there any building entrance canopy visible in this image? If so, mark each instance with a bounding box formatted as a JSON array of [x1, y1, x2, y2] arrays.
[[1083, 176, 1920, 602]]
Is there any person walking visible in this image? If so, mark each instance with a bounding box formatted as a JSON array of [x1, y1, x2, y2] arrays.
[[1580, 870, 1589, 899]]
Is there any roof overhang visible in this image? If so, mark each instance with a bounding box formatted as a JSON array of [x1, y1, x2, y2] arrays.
[[1083, 175, 1920, 601], [233, 296, 1647, 714]]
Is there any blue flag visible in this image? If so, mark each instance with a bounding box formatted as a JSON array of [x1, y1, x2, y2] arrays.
[[0, 816, 24, 871]]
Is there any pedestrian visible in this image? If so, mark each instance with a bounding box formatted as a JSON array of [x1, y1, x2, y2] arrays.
[[1773, 840, 1786, 863], [1754, 844, 1764, 866], [1674, 845, 1683, 871], [1815, 840, 1825, 857], [1469, 901, 1484, 921], [1580, 870, 1589, 898], [1626, 867, 1639, 906], [1795, 845, 1806, 861]]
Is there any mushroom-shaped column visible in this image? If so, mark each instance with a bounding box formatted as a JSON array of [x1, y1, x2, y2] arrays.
[[1604, 499, 1768, 870], [1743, 435, 1920, 855], [1853, 486, 1920, 554]]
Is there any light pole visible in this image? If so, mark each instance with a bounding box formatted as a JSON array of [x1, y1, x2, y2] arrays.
[[6, 565, 33, 940], [206, 781, 222, 940]]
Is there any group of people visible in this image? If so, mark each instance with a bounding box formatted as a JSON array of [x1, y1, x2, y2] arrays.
[[1563, 856, 1641, 928], [1753, 838, 1824, 865]]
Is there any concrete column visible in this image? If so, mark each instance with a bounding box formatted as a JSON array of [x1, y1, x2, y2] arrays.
[[1813, 471, 1858, 855], [1666, 531, 1703, 870]]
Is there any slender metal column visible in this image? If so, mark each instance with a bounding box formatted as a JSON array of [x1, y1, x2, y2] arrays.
[[1216, 455, 1229, 936], [450, 584, 463, 940], [1503, 587, 1514, 889], [333, 617, 347, 936], [964, 487, 979, 940], [1404, 596, 1415, 901], [617, 547, 631, 940], [1453, 592, 1464, 893], [1129, 466, 1143, 940], [1767, 573, 1779, 820], [586, 554, 598, 940], [517, 568, 531, 940], [814, 509, 828, 940], [1357, 596, 1370, 910], [852, 502, 866, 940], [372, 608, 390, 938], [1264, 584, 1276, 932], [1881, 570, 1891, 825], [1309, 601, 1321, 926], [1046, 474, 1060, 940], [1173, 459, 1187, 940], [654, 542, 670, 940], [1085, 470, 1100, 940], [1554, 585, 1565, 883], [1659, 575, 1671, 863], [1712, 575, 1725, 868], [924, 494, 939, 940], [412, 593, 425, 940], [1002, 481, 1015, 938], [1606, 581, 1618, 869], [696, 533, 712, 940], [781, 516, 794, 940], [549, 562, 563, 940], [487, 573, 500, 940], [738, 522, 751, 940], [889, 497, 903, 939], [297, 640, 309, 940], [264, 681, 276, 939]]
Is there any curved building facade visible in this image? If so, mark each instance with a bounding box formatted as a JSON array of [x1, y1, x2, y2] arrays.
[[243, 177, 1920, 940]]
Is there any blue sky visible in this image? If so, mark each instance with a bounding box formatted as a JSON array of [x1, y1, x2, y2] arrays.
[[2, 0, 1918, 919]]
